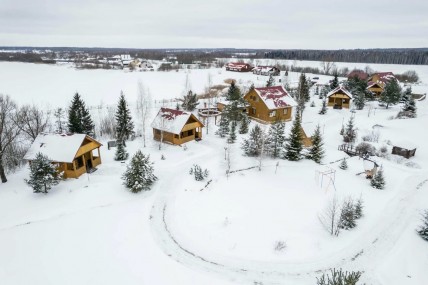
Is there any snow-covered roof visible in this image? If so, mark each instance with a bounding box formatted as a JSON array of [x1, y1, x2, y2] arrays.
[[254, 86, 297, 110], [393, 140, 418, 150], [151, 107, 202, 135], [24, 133, 99, 163], [326, 86, 353, 99]]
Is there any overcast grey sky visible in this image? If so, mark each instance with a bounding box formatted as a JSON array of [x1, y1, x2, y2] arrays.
[[0, 0, 427, 49]]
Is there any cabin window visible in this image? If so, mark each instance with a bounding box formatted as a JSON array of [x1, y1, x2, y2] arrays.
[[187, 130, 194, 136], [252, 107, 256, 115], [283, 108, 288, 115], [155, 129, 161, 135], [269, 110, 276, 117], [67, 163, 74, 170], [174, 134, 179, 139]]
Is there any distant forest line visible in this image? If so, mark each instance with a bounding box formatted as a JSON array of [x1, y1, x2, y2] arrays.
[[0, 47, 427, 65]]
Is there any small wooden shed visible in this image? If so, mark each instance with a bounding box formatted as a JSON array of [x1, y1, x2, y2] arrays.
[[391, 141, 417, 159], [151, 107, 204, 145], [326, 86, 353, 109], [24, 133, 102, 179]]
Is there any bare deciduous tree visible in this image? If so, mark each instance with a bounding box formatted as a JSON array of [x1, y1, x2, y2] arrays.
[[320, 59, 336, 75], [319, 196, 342, 236], [136, 80, 152, 147], [0, 94, 21, 183], [16, 104, 49, 141]]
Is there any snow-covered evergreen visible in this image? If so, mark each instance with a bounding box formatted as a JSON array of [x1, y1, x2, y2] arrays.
[[343, 116, 356, 143], [122, 150, 157, 193], [115, 92, 134, 141], [239, 113, 249, 134], [242, 125, 265, 157], [189, 164, 209, 181], [181, 90, 199, 111], [25, 152, 62, 193], [417, 210, 428, 241], [284, 113, 303, 161], [68, 92, 94, 135], [266, 74, 276, 87], [216, 115, 230, 138], [339, 158, 348, 170], [371, 168, 385, 189], [228, 121, 237, 144], [307, 125, 324, 163], [380, 79, 401, 109], [115, 140, 129, 161], [319, 99, 327, 115], [265, 120, 286, 158]]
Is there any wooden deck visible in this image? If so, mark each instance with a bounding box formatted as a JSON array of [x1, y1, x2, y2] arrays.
[[338, 144, 364, 157]]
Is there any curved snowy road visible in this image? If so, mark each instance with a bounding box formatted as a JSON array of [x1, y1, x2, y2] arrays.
[[149, 142, 428, 284]]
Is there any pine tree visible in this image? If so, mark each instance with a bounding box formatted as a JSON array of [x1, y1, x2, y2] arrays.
[[266, 74, 276, 87], [353, 91, 365, 110], [319, 99, 327, 114], [417, 210, 428, 241], [68, 93, 94, 135], [225, 81, 242, 101], [343, 116, 356, 143], [241, 125, 265, 156], [189, 164, 209, 181], [339, 158, 348, 170], [265, 120, 286, 158], [297, 73, 310, 102], [181, 90, 199, 111], [115, 92, 134, 141], [339, 199, 357, 230], [239, 113, 249, 134], [307, 125, 325, 163], [115, 140, 129, 161], [228, 121, 237, 144], [340, 124, 345, 136], [25, 152, 62, 193], [354, 198, 364, 219], [371, 168, 385, 189], [216, 115, 230, 138], [284, 113, 303, 161], [330, 73, 339, 90], [380, 79, 402, 109], [122, 150, 157, 193]]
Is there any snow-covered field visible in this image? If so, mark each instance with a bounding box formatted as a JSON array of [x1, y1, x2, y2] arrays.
[[0, 61, 428, 285]]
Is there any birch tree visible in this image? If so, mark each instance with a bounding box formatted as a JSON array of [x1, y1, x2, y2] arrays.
[[136, 80, 152, 147]]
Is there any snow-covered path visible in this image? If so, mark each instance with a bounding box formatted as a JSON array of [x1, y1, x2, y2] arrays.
[[149, 143, 428, 284]]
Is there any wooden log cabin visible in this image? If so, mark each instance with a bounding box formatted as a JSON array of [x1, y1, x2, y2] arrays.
[[244, 86, 297, 123], [151, 107, 204, 145], [225, 62, 253, 72], [367, 72, 396, 97], [24, 133, 102, 179], [326, 86, 353, 109]]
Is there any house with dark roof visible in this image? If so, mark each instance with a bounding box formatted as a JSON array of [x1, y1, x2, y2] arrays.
[[327, 86, 353, 109], [347, 70, 368, 81], [24, 133, 102, 179], [367, 72, 397, 97], [225, 62, 253, 72], [243, 86, 297, 123], [151, 108, 204, 145]]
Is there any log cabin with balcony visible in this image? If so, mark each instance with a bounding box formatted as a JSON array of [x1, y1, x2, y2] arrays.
[[244, 86, 297, 123], [151, 107, 204, 145], [24, 133, 102, 179], [326, 86, 353, 109], [367, 72, 396, 97]]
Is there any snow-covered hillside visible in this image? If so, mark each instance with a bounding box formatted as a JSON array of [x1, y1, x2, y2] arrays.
[[0, 61, 427, 285]]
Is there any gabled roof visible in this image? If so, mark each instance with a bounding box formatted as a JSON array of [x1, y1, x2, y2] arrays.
[[367, 81, 383, 89], [226, 62, 252, 68], [369, 72, 396, 84], [326, 86, 353, 99], [347, 70, 368, 80], [151, 107, 203, 135], [24, 133, 101, 163], [253, 86, 297, 110]]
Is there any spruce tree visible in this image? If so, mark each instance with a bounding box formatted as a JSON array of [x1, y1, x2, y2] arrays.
[[284, 113, 303, 161], [115, 140, 129, 161], [354, 91, 366, 110], [26, 152, 62, 193], [122, 150, 157, 193], [228, 121, 237, 144], [115, 92, 134, 141], [380, 79, 401, 109], [319, 99, 327, 115], [339, 199, 357, 230], [225, 81, 242, 101], [297, 73, 310, 102], [239, 113, 249, 134], [68, 93, 94, 135], [339, 158, 348, 170], [343, 116, 356, 143], [354, 198, 364, 219], [330, 73, 339, 90], [241, 125, 265, 156], [266, 74, 276, 87], [265, 120, 286, 158], [189, 164, 209, 181], [417, 210, 428, 241], [307, 125, 324, 163], [181, 90, 198, 111], [216, 115, 230, 138], [371, 169, 385, 189]]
